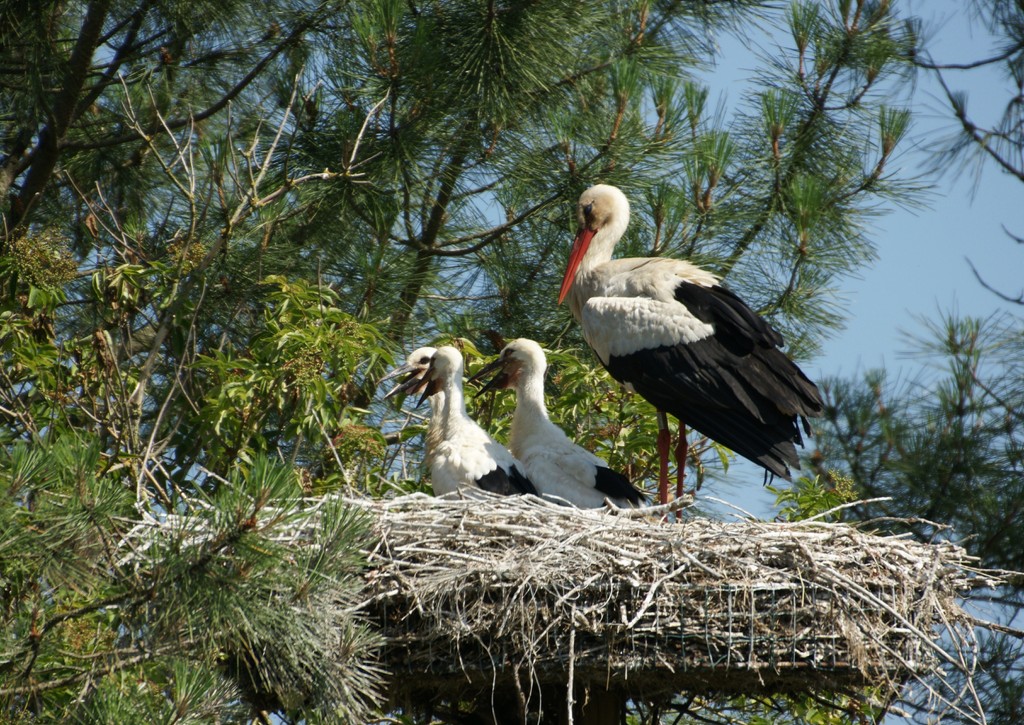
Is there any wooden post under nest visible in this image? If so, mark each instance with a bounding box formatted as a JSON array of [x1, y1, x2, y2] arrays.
[[458, 683, 621, 725], [353, 492, 1001, 723], [571, 686, 621, 725]]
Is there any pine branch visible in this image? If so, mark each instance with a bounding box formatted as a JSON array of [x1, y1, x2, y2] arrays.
[[914, 40, 1024, 71], [387, 125, 476, 341], [58, 10, 326, 155], [934, 69, 1024, 184], [720, 5, 892, 280], [72, 1, 154, 120], [0, 641, 195, 698], [9, 0, 113, 231], [433, 191, 562, 256]]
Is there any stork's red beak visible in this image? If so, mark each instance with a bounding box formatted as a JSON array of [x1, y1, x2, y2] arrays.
[[558, 227, 595, 305]]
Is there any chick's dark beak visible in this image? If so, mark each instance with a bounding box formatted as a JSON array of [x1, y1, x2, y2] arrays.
[[467, 357, 511, 396], [416, 376, 442, 407], [380, 363, 427, 400]]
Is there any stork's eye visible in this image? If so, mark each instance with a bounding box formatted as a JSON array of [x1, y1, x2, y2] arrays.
[[418, 356, 430, 364], [582, 202, 594, 218]]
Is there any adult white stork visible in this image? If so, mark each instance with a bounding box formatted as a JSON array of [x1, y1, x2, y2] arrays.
[[391, 346, 537, 497], [558, 184, 823, 503], [471, 338, 645, 508]]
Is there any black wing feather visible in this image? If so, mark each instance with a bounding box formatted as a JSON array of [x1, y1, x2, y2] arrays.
[[604, 281, 822, 480], [674, 281, 784, 352], [593, 466, 646, 505], [475, 465, 538, 496]]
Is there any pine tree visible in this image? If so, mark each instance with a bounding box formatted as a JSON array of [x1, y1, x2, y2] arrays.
[[814, 2, 1024, 721], [814, 313, 1024, 722], [1, 0, 928, 721]]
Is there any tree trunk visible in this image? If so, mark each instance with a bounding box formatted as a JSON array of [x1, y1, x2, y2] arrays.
[[11, 0, 112, 230]]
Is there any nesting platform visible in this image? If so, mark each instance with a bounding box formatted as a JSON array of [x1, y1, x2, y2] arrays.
[[353, 493, 988, 708]]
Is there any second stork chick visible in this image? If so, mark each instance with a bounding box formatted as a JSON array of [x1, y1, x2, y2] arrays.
[[472, 338, 644, 508], [381, 346, 442, 469], [415, 346, 537, 497]]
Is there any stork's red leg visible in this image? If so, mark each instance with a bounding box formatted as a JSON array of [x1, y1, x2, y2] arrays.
[[656, 411, 670, 505], [675, 422, 688, 498]]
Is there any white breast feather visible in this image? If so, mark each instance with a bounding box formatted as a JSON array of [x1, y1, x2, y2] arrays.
[[430, 426, 523, 495], [429, 440, 463, 495], [581, 296, 714, 364], [510, 416, 631, 508]]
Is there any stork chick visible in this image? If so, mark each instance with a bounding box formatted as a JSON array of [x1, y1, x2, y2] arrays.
[[413, 346, 537, 497], [381, 346, 442, 468], [472, 338, 644, 508]]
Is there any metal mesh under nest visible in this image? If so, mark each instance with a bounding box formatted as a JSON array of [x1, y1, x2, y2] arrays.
[[354, 492, 996, 713]]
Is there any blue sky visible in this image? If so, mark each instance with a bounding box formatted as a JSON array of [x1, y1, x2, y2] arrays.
[[698, 0, 1021, 516], [812, 0, 1021, 377]]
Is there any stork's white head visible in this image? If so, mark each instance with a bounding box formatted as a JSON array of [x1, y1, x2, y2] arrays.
[[408, 346, 463, 403], [404, 346, 439, 371], [558, 184, 631, 304], [471, 338, 547, 393], [498, 338, 546, 384], [575, 184, 629, 232], [381, 346, 438, 399], [426, 346, 464, 383]]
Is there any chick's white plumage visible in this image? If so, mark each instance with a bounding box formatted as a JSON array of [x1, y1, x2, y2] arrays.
[[473, 339, 644, 508], [381, 346, 443, 468], [418, 346, 536, 497]]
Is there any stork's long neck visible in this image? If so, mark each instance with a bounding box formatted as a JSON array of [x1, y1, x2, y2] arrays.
[[423, 391, 445, 464], [580, 213, 628, 274], [425, 390, 445, 431], [509, 365, 549, 450], [439, 374, 470, 440], [567, 213, 628, 322], [426, 391, 444, 421], [513, 366, 549, 423]]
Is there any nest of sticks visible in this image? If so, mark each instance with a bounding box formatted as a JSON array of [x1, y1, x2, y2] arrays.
[[119, 490, 1007, 721], [353, 492, 1001, 718]]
